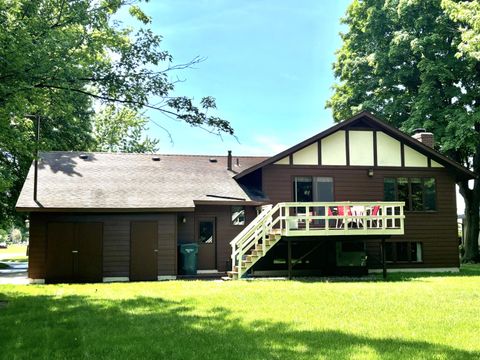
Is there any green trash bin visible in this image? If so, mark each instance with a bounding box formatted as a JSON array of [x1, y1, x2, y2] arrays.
[[179, 243, 198, 275]]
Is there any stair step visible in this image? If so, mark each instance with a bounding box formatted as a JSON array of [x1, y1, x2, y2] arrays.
[[246, 254, 260, 262]]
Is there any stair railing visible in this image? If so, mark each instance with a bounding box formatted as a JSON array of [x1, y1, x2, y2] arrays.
[[231, 203, 281, 276]]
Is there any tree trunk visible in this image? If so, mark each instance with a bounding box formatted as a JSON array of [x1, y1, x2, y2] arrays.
[[459, 142, 480, 263]]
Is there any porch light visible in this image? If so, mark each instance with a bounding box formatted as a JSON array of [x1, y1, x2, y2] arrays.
[[368, 168, 374, 177]]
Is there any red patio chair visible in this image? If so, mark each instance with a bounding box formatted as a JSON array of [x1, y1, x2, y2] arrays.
[[367, 205, 381, 228], [336, 206, 352, 228]]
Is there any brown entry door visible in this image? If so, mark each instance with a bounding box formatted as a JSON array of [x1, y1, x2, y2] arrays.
[[76, 223, 103, 282], [130, 221, 158, 281], [197, 218, 216, 270], [46, 222, 103, 283], [46, 223, 75, 282]]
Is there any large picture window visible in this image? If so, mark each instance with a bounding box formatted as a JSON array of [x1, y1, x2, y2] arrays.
[[384, 177, 436, 211], [384, 242, 423, 263], [293, 177, 333, 202]]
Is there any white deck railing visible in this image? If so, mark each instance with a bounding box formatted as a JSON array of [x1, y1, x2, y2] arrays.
[[278, 201, 405, 236]]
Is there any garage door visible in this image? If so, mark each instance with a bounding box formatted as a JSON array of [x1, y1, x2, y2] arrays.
[[46, 222, 103, 283]]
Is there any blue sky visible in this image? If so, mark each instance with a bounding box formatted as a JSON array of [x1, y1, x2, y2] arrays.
[[124, 0, 351, 156]]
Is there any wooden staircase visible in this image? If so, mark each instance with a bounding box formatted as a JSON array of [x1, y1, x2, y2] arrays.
[[228, 204, 282, 279]]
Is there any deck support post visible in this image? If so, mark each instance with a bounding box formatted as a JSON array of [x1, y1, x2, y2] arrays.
[[287, 239, 292, 280], [381, 238, 387, 280]]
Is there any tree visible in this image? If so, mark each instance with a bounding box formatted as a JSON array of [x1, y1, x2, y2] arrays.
[[442, 0, 480, 61], [9, 228, 22, 243], [327, 0, 480, 262], [0, 0, 233, 229], [93, 106, 159, 153]]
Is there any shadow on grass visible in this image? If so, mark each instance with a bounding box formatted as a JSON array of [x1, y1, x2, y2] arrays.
[[0, 292, 477, 359]]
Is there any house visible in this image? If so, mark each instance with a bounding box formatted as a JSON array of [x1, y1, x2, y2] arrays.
[[16, 111, 475, 283]]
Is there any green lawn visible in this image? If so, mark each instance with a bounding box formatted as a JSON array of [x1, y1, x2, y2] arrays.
[[0, 244, 28, 261], [1, 268, 480, 359]]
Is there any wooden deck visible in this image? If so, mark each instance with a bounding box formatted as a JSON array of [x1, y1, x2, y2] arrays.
[[278, 202, 405, 237], [229, 201, 405, 279]]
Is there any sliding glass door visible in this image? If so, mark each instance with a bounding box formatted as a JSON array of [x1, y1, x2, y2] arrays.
[[293, 177, 334, 228]]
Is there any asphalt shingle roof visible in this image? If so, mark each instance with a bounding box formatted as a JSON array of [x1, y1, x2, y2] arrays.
[[16, 152, 267, 211]]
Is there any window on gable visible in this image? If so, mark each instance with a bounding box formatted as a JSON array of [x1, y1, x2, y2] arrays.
[[383, 177, 436, 211]]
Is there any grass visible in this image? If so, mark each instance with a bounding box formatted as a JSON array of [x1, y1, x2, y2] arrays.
[[0, 244, 28, 262], [0, 267, 479, 359], [0, 256, 28, 262]]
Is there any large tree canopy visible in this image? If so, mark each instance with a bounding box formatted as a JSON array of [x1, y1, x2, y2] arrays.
[[327, 0, 480, 262], [0, 0, 233, 228], [442, 0, 480, 61], [93, 106, 159, 153]]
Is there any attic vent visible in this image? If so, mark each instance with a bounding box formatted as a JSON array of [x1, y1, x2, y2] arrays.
[[152, 156, 161, 161], [79, 154, 89, 160], [209, 158, 218, 163]]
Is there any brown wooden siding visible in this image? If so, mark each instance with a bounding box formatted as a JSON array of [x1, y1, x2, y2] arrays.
[[157, 214, 176, 275], [188, 205, 257, 272], [103, 219, 130, 277], [262, 164, 459, 268], [28, 215, 47, 279], [177, 212, 195, 244], [28, 213, 177, 279]]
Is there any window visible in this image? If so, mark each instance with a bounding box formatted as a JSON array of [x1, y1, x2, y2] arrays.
[[383, 242, 423, 263], [199, 221, 214, 243], [293, 177, 333, 202], [396, 242, 409, 261], [383, 177, 436, 211], [294, 177, 313, 202], [293, 177, 334, 221], [231, 206, 245, 226], [424, 178, 436, 211]]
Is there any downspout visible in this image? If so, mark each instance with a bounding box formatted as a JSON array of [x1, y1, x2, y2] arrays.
[[33, 114, 40, 203]]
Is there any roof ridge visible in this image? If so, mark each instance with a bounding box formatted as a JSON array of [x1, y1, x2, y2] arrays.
[[38, 151, 268, 158]]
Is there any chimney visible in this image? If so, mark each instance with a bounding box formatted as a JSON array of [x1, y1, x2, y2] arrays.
[[227, 150, 232, 171], [412, 128, 434, 148]]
